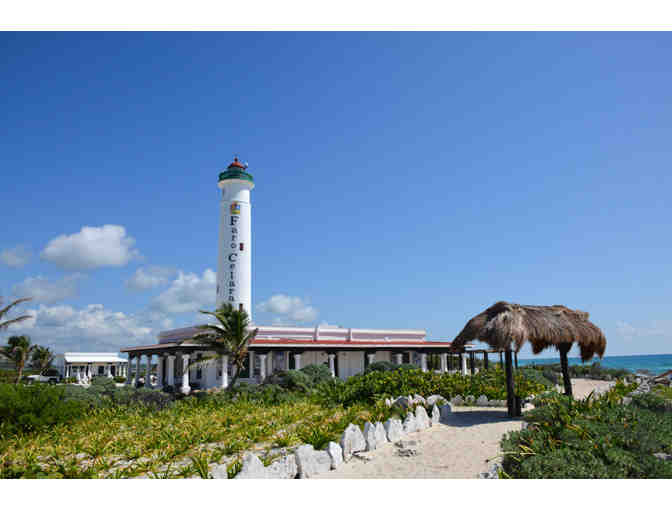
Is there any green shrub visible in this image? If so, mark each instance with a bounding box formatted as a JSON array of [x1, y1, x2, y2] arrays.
[[518, 368, 554, 390], [365, 361, 398, 373], [0, 383, 88, 435], [397, 363, 418, 371], [501, 387, 672, 478], [113, 376, 126, 383], [315, 367, 547, 407], [299, 364, 333, 386]]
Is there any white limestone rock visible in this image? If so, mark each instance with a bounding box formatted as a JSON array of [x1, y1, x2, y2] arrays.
[[295, 444, 331, 478], [465, 395, 476, 406], [415, 405, 430, 430], [431, 404, 440, 425], [385, 398, 392, 407], [413, 394, 427, 406], [325, 441, 343, 469], [374, 421, 387, 445], [266, 454, 298, 479], [476, 395, 489, 406], [363, 421, 378, 451], [340, 423, 367, 461], [402, 413, 417, 434], [427, 395, 447, 407], [234, 452, 267, 479], [451, 395, 464, 406], [393, 396, 413, 409], [384, 418, 403, 443]]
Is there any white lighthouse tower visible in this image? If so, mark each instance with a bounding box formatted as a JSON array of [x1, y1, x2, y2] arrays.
[[216, 157, 255, 317]]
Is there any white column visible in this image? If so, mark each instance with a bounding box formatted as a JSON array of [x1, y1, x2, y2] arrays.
[[156, 355, 164, 389], [420, 353, 428, 372], [135, 355, 141, 385], [440, 353, 448, 373], [145, 354, 152, 388], [267, 352, 273, 376], [220, 355, 229, 389], [258, 353, 267, 382], [366, 352, 375, 367], [461, 354, 468, 375], [248, 351, 255, 380], [395, 353, 403, 365], [181, 353, 190, 394], [166, 355, 175, 387], [285, 351, 290, 370], [294, 353, 302, 370], [328, 353, 336, 377], [126, 356, 133, 385], [105, 364, 111, 378]]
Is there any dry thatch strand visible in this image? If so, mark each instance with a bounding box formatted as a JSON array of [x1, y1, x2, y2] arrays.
[[451, 301, 606, 362]]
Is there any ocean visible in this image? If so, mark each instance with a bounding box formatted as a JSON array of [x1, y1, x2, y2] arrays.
[[517, 353, 672, 375]]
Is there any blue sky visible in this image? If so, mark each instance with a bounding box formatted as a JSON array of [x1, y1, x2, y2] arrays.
[[1, 32, 671, 358]]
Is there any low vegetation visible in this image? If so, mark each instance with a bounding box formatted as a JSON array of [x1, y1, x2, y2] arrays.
[[500, 380, 672, 478], [0, 364, 549, 478]]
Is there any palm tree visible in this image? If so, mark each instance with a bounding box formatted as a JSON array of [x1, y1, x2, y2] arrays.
[[0, 335, 37, 383], [182, 304, 259, 392], [0, 297, 32, 331], [32, 345, 55, 375]]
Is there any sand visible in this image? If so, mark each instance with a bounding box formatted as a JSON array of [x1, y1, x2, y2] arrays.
[[314, 378, 614, 479]]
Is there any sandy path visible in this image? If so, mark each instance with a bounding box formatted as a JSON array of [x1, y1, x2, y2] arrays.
[[315, 378, 614, 479]]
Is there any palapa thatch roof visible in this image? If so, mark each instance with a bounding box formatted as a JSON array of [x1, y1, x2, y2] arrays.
[[450, 301, 606, 362]]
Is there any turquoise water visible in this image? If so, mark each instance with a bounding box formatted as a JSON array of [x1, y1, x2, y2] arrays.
[[517, 353, 672, 375]]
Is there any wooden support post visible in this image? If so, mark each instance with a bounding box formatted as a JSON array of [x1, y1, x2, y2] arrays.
[[505, 349, 516, 417], [484, 351, 489, 370], [514, 351, 519, 370], [469, 352, 476, 375], [559, 343, 573, 398]]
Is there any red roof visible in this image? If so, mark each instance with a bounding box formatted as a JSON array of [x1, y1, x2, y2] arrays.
[[249, 338, 451, 346], [228, 157, 246, 169]]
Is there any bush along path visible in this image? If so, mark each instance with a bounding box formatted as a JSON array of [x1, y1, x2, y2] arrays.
[[499, 379, 672, 478]]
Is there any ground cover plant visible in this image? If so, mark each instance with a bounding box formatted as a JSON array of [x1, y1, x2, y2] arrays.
[[0, 364, 548, 478], [500, 381, 672, 478]]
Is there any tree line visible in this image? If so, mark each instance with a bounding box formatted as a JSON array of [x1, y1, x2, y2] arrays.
[[0, 297, 54, 383]]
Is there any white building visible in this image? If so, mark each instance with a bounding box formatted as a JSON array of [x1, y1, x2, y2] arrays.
[[54, 353, 128, 383], [122, 158, 467, 393]]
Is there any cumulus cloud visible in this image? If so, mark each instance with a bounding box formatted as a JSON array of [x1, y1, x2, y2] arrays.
[[616, 320, 672, 340], [12, 274, 85, 303], [151, 269, 217, 315], [0, 245, 31, 268], [7, 303, 157, 352], [257, 294, 318, 323], [41, 225, 140, 271], [125, 266, 176, 291]]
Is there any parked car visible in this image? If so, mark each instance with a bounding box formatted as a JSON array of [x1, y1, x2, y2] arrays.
[[25, 369, 62, 384]]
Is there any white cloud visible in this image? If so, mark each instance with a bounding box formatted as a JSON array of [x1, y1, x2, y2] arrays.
[[125, 266, 176, 291], [0, 245, 31, 268], [151, 269, 217, 315], [41, 225, 140, 271], [12, 274, 85, 303], [257, 294, 318, 323], [616, 320, 672, 340], [6, 303, 157, 352]]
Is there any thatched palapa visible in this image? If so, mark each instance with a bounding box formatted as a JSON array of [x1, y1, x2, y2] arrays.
[[450, 301, 606, 362]]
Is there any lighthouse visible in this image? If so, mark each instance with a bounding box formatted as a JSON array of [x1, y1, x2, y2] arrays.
[[216, 157, 255, 316]]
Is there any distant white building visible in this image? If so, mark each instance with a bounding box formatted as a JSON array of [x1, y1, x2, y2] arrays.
[[54, 353, 128, 383]]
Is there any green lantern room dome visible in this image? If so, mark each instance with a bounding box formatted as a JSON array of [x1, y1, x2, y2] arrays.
[[218, 157, 254, 183]]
